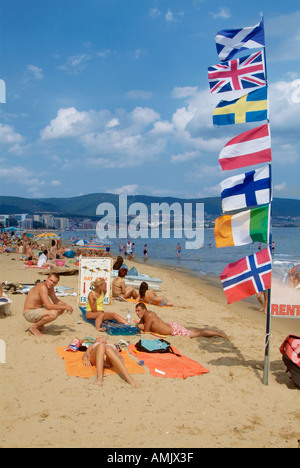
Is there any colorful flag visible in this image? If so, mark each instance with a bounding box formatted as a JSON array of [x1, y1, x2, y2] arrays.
[[219, 124, 272, 171], [214, 205, 270, 248], [215, 19, 265, 62], [220, 247, 272, 304], [213, 86, 268, 126], [208, 51, 266, 94], [220, 165, 271, 213]]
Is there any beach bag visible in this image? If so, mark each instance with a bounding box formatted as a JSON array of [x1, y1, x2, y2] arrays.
[[135, 339, 181, 357], [279, 335, 300, 389]]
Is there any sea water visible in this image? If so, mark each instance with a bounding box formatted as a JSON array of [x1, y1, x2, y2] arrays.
[[60, 227, 300, 279]]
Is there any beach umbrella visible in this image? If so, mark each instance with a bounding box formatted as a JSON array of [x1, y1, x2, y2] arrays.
[[63, 250, 76, 259], [34, 232, 60, 240], [72, 239, 88, 246], [2, 227, 18, 232], [80, 242, 106, 250]]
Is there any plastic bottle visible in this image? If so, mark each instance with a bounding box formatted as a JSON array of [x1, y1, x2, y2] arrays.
[[126, 310, 131, 324]]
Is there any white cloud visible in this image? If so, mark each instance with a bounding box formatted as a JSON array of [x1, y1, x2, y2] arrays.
[[40, 107, 92, 139], [0, 165, 45, 190], [149, 8, 161, 19], [151, 120, 174, 135], [274, 182, 287, 193], [210, 7, 231, 19], [172, 86, 198, 99], [106, 118, 120, 129], [108, 185, 139, 195], [25, 65, 43, 81], [58, 54, 92, 73], [171, 151, 199, 163], [130, 107, 160, 126], [165, 9, 184, 24], [0, 123, 24, 145]]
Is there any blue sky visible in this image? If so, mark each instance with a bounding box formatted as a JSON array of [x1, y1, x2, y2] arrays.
[[1, 0, 300, 201]]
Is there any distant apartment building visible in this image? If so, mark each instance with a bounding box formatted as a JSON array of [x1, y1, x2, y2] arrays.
[[0, 214, 9, 227], [55, 217, 70, 230], [41, 214, 56, 229]]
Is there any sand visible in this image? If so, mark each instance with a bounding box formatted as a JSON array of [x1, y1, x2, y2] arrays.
[[0, 252, 299, 448]]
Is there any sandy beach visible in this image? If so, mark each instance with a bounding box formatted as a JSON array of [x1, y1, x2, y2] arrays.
[[0, 251, 299, 449]]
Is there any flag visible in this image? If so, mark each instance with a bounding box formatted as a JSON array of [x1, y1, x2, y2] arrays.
[[220, 165, 271, 213], [214, 205, 270, 248], [219, 124, 272, 171], [213, 86, 268, 126], [220, 247, 272, 304], [208, 51, 266, 94], [215, 19, 265, 62]]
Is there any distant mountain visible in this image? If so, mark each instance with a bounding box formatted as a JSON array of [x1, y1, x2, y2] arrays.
[[0, 194, 299, 219]]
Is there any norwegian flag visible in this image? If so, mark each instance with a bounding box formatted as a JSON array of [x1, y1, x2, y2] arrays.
[[220, 247, 272, 304], [208, 51, 266, 94]]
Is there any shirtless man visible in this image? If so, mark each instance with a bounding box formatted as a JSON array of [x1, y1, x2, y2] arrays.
[[23, 273, 73, 337], [25, 242, 37, 261], [135, 303, 228, 339]]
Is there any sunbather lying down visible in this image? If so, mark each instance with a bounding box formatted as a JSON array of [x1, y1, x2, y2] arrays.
[[137, 282, 185, 308], [135, 303, 228, 339], [83, 336, 139, 387]]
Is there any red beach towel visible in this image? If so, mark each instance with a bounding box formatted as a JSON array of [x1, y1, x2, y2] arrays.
[[128, 344, 209, 379]]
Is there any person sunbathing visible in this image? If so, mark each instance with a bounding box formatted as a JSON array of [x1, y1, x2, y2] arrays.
[[112, 268, 138, 300], [137, 281, 185, 308], [86, 278, 129, 331], [23, 273, 73, 337], [83, 336, 138, 387], [135, 303, 228, 339]]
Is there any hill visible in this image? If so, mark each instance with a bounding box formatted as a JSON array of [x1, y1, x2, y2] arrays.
[[0, 194, 299, 219]]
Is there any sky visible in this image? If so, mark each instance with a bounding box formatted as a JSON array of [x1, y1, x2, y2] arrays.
[[1, 0, 300, 202]]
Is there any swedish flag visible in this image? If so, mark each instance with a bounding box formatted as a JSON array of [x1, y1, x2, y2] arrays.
[[213, 86, 268, 126]]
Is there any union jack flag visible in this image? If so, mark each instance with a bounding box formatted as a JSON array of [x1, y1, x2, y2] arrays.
[[208, 51, 266, 94]]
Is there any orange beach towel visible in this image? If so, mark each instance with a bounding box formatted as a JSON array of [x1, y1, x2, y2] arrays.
[[128, 344, 209, 379], [56, 347, 146, 379]]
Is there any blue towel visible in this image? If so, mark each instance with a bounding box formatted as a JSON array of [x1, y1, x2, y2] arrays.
[[79, 307, 141, 336]]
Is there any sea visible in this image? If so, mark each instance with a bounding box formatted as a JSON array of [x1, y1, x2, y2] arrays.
[[59, 227, 300, 280]]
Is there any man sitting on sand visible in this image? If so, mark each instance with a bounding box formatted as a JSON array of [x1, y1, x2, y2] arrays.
[[135, 303, 228, 339], [23, 273, 73, 337]]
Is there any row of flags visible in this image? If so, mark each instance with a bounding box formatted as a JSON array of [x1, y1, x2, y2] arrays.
[[207, 18, 272, 304]]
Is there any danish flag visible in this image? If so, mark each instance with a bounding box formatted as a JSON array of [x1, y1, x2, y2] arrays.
[[208, 51, 266, 94]]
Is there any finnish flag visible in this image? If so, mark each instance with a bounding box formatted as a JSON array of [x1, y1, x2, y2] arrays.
[[215, 19, 265, 62], [220, 165, 271, 213]]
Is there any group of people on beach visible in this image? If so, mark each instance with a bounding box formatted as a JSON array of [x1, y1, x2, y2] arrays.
[[19, 248, 228, 387]]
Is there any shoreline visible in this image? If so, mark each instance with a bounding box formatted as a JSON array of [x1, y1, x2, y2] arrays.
[[1, 251, 300, 448]]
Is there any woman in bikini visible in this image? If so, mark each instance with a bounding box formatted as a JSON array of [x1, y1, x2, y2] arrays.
[[112, 268, 138, 300], [137, 282, 185, 308], [86, 278, 129, 331], [83, 336, 138, 387]]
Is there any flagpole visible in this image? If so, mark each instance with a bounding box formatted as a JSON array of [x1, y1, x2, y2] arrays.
[[261, 15, 273, 385]]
